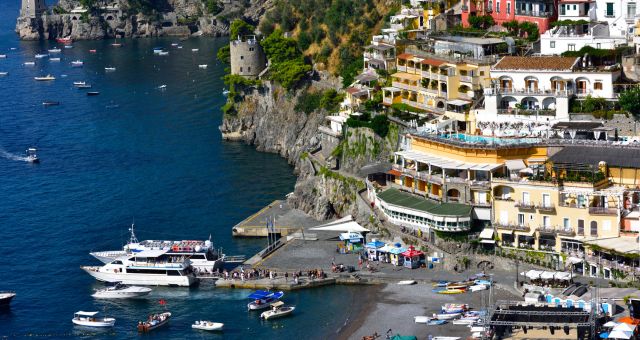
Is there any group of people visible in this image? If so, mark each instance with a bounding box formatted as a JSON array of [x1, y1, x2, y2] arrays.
[[220, 267, 326, 284]]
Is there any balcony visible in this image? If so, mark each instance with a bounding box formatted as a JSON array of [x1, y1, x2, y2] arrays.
[[485, 88, 573, 97], [497, 109, 556, 116], [557, 228, 576, 237], [392, 81, 421, 93], [537, 226, 557, 235], [397, 65, 407, 72], [383, 97, 393, 105], [537, 203, 556, 212], [515, 201, 536, 210], [469, 180, 490, 190], [494, 222, 531, 232], [471, 200, 491, 207], [428, 174, 443, 185], [589, 207, 617, 215], [515, 9, 553, 17]]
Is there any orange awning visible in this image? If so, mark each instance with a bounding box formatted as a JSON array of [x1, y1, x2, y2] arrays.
[[387, 169, 402, 177]]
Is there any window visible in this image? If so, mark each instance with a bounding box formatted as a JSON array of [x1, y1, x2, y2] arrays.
[[496, 0, 500, 12], [594, 81, 603, 90], [568, 44, 576, 51], [240, 55, 244, 60], [542, 193, 551, 207], [563, 218, 570, 230], [507, 2, 511, 14], [596, 43, 601, 49], [590, 221, 598, 236], [248, 66, 251, 72], [628, 2, 636, 17], [560, 4, 566, 15], [518, 213, 525, 226], [543, 216, 550, 228], [550, 41, 555, 48], [240, 67, 243, 72], [578, 219, 584, 235], [480, 71, 485, 76], [606, 2, 614, 16], [488, 0, 493, 10], [522, 192, 530, 204]]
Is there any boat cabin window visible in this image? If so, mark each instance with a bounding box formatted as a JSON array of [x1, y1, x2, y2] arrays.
[[111, 260, 123, 265], [190, 254, 206, 259]]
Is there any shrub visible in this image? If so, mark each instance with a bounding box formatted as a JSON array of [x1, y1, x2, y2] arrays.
[[370, 115, 390, 138], [261, 30, 312, 90], [229, 19, 255, 39], [217, 45, 230, 64], [619, 86, 640, 120], [294, 90, 322, 114], [205, 0, 222, 15]]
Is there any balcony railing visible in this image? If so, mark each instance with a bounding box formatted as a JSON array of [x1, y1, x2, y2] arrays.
[[537, 226, 556, 234], [392, 81, 421, 93], [484, 88, 573, 96], [494, 222, 531, 232], [515, 201, 536, 209], [428, 174, 443, 185], [459, 75, 473, 83], [497, 109, 556, 116], [557, 228, 576, 237], [471, 200, 492, 207], [537, 203, 556, 212], [446, 176, 467, 184], [397, 65, 407, 72], [588, 207, 618, 215], [469, 180, 490, 190], [515, 9, 553, 17]]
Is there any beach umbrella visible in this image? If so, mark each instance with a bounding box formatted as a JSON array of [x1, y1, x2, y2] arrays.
[[603, 321, 618, 328], [608, 330, 632, 339], [613, 323, 635, 333]]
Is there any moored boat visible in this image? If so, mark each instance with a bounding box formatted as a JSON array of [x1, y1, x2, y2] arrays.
[[48, 48, 61, 53], [105, 67, 116, 72], [247, 291, 284, 310], [437, 288, 466, 294], [77, 84, 92, 89], [427, 319, 448, 325], [397, 280, 416, 285], [57, 37, 72, 44], [72, 311, 115, 327], [191, 48, 199, 52], [91, 283, 152, 299], [71, 60, 83, 67], [0, 291, 16, 305], [35, 53, 49, 59], [260, 301, 295, 320], [0, 54, 6, 58], [49, 57, 60, 62], [137, 312, 171, 332], [73, 81, 86, 86], [198, 64, 208, 69], [34, 75, 55, 81], [435, 312, 461, 320], [0, 72, 8, 76], [414, 316, 431, 324], [87, 91, 100, 96], [42, 101, 60, 106], [192, 320, 223, 331], [23, 61, 35, 66], [89, 49, 97, 53], [158, 51, 169, 56]]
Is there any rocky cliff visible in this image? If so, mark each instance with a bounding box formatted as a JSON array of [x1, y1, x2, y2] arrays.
[[220, 76, 398, 223], [16, 0, 265, 40]]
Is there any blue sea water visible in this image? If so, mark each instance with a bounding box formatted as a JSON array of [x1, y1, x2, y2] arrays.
[[0, 2, 366, 339]]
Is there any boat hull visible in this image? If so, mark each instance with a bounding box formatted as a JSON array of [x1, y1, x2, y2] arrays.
[[192, 322, 223, 331], [260, 307, 295, 320], [138, 312, 171, 332], [82, 266, 196, 287], [92, 287, 152, 299], [0, 293, 15, 305], [72, 318, 116, 327]]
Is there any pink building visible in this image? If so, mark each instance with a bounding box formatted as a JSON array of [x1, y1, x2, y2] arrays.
[[461, 0, 558, 33]]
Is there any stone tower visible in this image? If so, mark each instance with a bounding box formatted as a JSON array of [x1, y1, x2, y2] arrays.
[[20, 0, 47, 18], [230, 35, 266, 79]]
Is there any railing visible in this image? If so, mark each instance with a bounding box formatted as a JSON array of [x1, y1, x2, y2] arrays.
[[537, 203, 556, 212], [392, 81, 421, 93], [397, 65, 407, 72], [469, 180, 490, 189], [471, 200, 492, 207], [494, 222, 531, 232], [588, 207, 618, 215], [557, 228, 576, 237], [459, 75, 473, 83], [428, 174, 443, 184], [515, 9, 553, 17], [446, 176, 467, 184], [537, 226, 557, 234], [558, 201, 586, 209], [383, 97, 393, 105], [497, 109, 556, 116], [484, 88, 573, 96], [515, 201, 536, 209]]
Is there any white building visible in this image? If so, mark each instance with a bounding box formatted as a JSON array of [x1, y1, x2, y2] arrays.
[[540, 0, 634, 55], [479, 56, 620, 123]]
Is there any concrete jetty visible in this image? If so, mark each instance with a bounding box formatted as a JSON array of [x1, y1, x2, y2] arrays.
[[231, 200, 318, 237]]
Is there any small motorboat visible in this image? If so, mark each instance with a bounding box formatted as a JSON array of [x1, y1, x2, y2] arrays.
[[42, 101, 60, 106], [48, 48, 61, 53], [191, 48, 199, 52], [9, 48, 16, 50], [0, 291, 16, 305], [192, 320, 223, 331], [260, 301, 295, 320], [177, 46, 183, 49], [34, 75, 55, 81], [469, 284, 488, 292], [435, 312, 461, 320], [427, 319, 448, 326], [437, 288, 466, 294], [474, 279, 491, 286], [398, 280, 416, 285], [92, 283, 152, 299], [25, 147, 39, 163], [153, 49, 163, 54], [64, 45, 74, 49], [77, 84, 92, 89], [35, 53, 49, 59], [441, 304, 468, 314], [57, 37, 72, 44], [89, 49, 97, 53], [171, 42, 179, 47], [71, 60, 83, 67], [222, 89, 230, 96], [111, 43, 122, 48], [0, 54, 6, 58], [105, 67, 116, 72], [198, 64, 208, 69], [72, 311, 115, 327], [157, 84, 167, 90], [137, 312, 171, 332], [432, 280, 449, 287], [0, 72, 8, 76], [158, 51, 169, 56], [24, 61, 35, 66], [87, 91, 100, 96], [73, 81, 86, 86], [49, 57, 60, 62], [414, 316, 431, 324], [247, 290, 284, 311]]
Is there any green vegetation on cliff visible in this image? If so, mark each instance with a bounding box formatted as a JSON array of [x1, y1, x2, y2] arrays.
[[260, 29, 312, 89]]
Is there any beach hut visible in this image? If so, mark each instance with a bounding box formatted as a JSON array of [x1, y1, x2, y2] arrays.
[[388, 245, 407, 266], [378, 244, 394, 263], [365, 239, 386, 261], [338, 232, 364, 253], [401, 245, 424, 269]]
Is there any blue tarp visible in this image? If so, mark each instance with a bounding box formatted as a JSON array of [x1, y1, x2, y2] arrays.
[[248, 290, 272, 299], [388, 247, 407, 255], [365, 240, 385, 248]]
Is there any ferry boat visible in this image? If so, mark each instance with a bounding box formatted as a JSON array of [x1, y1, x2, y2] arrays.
[[57, 37, 72, 44], [90, 224, 225, 272], [34, 75, 55, 81], [81, 249, 197, 286], [71, 60, 83, 67]]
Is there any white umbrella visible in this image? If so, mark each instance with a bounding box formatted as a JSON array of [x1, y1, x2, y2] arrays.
[[608, 330, 632, 339], [603, 321, 618, 328], [613, 323, 635, 333]]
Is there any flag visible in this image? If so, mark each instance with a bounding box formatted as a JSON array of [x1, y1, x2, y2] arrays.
[[159, 299, 166, 305]]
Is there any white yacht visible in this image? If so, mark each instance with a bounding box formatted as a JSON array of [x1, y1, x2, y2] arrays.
[[92, 283, 152, 299], [82, 249, 197, 287], [90, 224, 224, 272], [48, 48, 61, 53], [72, 311, 115, 327], [71, 60, 83, 67]]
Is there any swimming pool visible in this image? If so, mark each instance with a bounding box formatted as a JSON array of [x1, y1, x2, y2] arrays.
[[438, 133, 541, 145]]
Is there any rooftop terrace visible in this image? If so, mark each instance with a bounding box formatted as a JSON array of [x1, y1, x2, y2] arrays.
[[377, 188, 473, 217]]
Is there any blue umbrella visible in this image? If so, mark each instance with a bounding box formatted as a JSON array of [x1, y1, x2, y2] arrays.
[[600, 332, 610, 339]]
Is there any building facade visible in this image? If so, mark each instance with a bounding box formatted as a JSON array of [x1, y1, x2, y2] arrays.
[[461, 0, 557, 33]]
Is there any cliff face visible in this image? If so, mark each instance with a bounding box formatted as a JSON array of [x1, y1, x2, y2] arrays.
[[220, 77, 397, 223]]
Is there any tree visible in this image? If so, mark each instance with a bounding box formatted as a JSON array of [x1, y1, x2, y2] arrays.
[[205, 0, 222, 15], [217, 45, 230, 64], [619, 86, 640, 120], [230, 19, 255, 39], [370, 115, 390, 138]]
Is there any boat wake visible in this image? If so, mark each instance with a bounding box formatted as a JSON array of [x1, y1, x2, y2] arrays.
[[0, 148, 29, 162]]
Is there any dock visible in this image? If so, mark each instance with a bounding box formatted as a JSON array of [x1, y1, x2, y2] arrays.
[[231, 200, 320, 237]]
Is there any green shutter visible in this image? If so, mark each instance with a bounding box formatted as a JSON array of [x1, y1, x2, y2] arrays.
[[606, 2, 614, 16]]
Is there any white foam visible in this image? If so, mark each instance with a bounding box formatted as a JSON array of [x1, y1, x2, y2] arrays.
[[0, 148, 29, 162]]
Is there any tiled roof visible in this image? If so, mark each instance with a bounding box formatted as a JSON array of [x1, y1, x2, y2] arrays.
[[397, 53, 414, 60], [493, 56, 579, 71], [420, 58, 445, 66]]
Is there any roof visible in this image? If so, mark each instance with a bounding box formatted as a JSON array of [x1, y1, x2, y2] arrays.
[[505, 159, 526, 171], [551, 121, 604, 130], [75, 311, 99, 316], [421, 58, 445, 66], [396, 150, 503, 171], [493, 56, 579, 71], [447, 99, 470, 106], [397, 53, 413, 60], [401, 245, 424, 257], [549, 146, 640, 169], [355, 72, 379, 83], [377, 188, 473, 217], [479, 228, 494, 239], [584, 236, 640, 254], [310, 221, 371, 233], [365, 44, 394, 51], [132, 249, 167, 258]]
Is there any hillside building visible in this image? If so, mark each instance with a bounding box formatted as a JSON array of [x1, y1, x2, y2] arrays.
[[229, 35, 266, 79]]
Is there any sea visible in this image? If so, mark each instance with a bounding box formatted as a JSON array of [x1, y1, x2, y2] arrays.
[[0, 2, 367, 339]]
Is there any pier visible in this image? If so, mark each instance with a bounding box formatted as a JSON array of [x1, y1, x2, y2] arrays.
[[231, 200, 318, 237]]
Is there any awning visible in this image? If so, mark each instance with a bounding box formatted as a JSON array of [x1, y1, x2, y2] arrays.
[[396, 150, 503, 171], [505, 159, 526, 171], [480, 239, 496, 244], [311, 219, 371, 233], [479, 228, 494, 239], [387, 169, 402, 177], [567, 256, 583, 265], [448, 99, 470, 106], [382, 86, 402, 92]]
